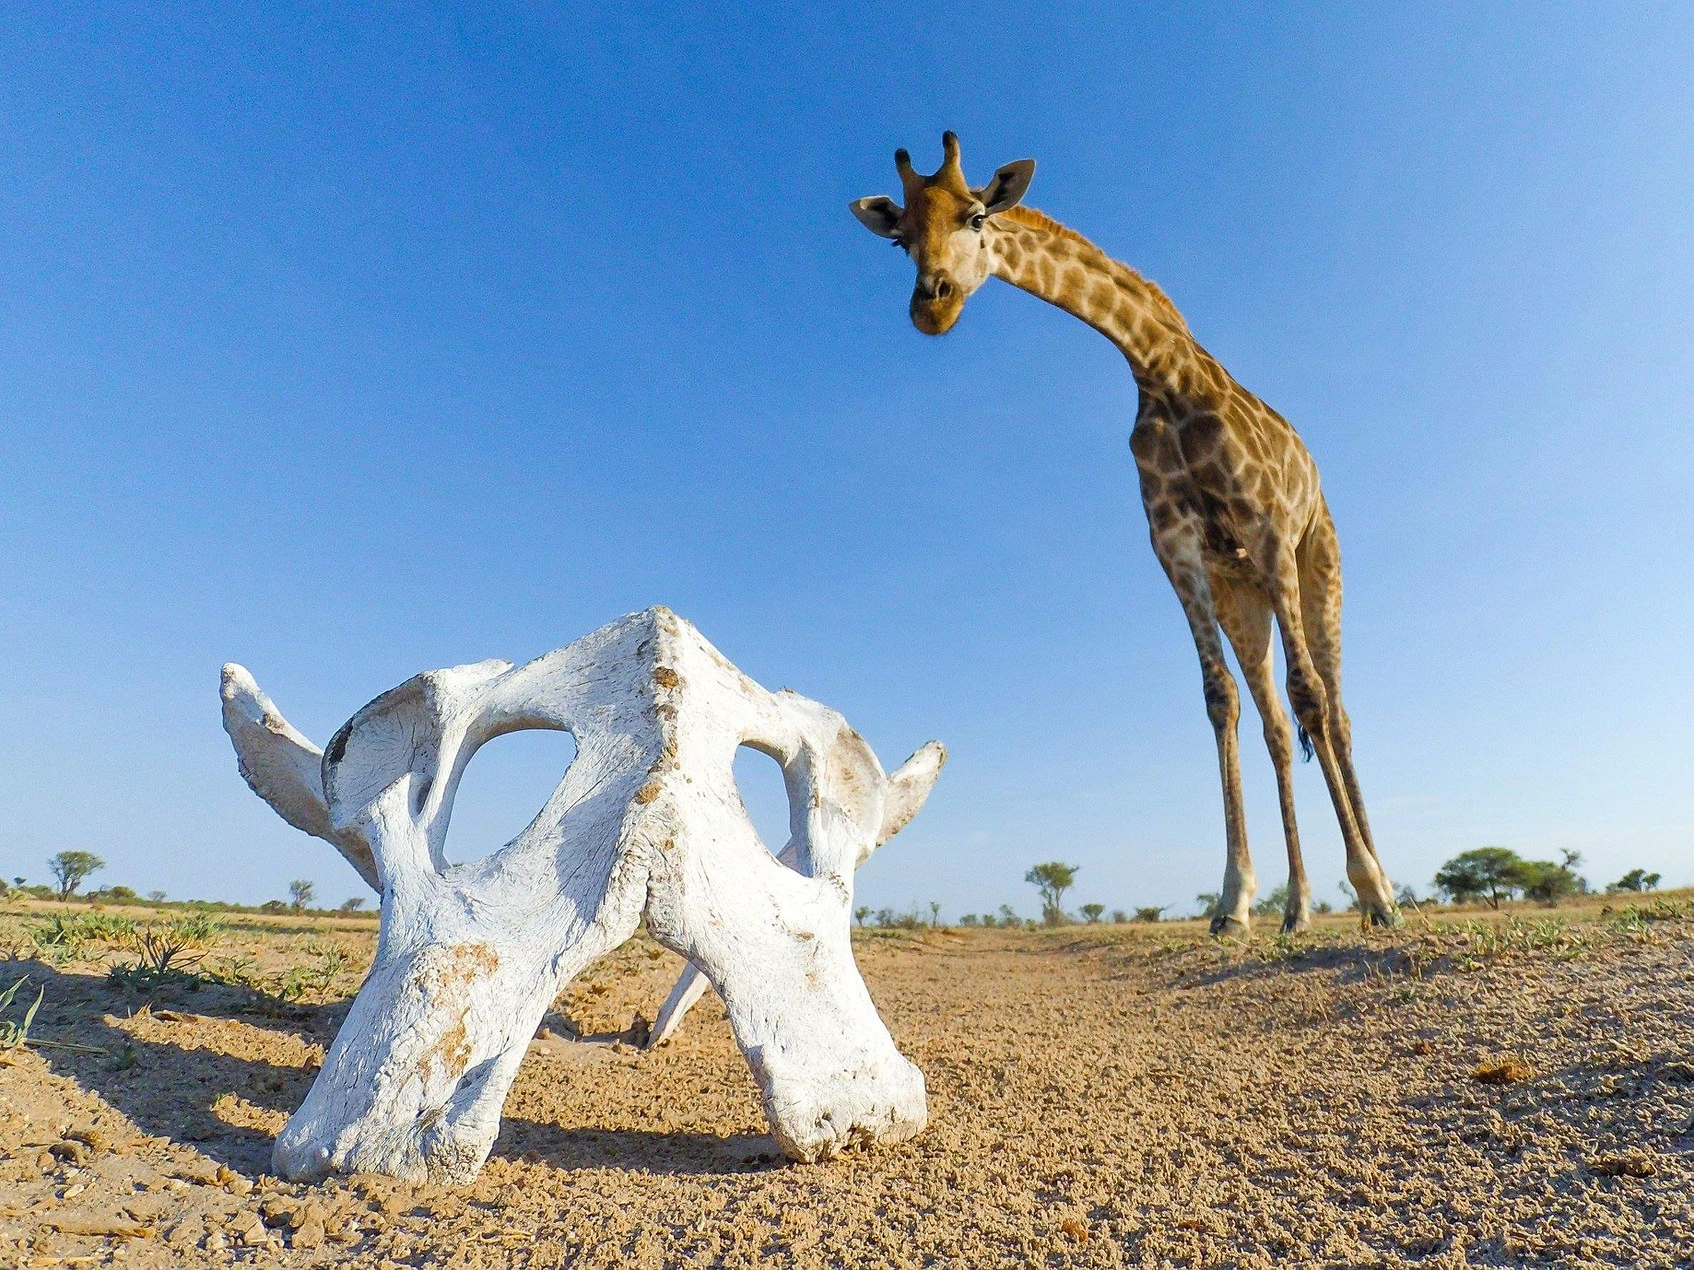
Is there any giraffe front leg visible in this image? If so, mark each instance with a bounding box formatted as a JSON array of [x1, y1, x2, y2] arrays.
[[1159, 553, 1255, 938], [1214, 577, 1311, 934]]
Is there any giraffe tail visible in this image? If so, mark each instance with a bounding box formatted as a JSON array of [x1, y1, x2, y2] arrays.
[[1296, 725, 1315, 763]]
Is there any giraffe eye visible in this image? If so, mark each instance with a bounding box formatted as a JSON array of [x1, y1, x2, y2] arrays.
[[970, 213, 986, 231]]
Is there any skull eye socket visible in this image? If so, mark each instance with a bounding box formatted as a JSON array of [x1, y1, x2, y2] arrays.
[[441, 729, 578, 865]]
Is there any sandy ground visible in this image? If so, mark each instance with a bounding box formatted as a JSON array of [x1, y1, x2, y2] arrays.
[[0, 896, 1691, 1268]]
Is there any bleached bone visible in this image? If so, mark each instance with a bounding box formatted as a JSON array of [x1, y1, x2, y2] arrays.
[[646, 740, 946, 1048], [220, 607, 944, 1183]]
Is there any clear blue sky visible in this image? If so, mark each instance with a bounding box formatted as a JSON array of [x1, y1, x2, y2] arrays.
[[2, 4, 1690, 917]]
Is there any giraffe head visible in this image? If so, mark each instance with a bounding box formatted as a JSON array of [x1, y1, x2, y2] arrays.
[[851, 132, 1035, 335]]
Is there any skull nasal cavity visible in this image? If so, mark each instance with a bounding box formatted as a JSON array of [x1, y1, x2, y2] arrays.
[[442, 729, 578, 864]]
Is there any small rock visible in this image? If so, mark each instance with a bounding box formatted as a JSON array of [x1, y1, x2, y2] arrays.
[[233, 1215, 271, 1247], [290, 1218, 325, 1250], [260, 1196, 302, 1228], [165, 1218, 205, 1248], [1589, 1152, 1656, 1178], [1472, 1056, 1533, 1085], [61, 1183, 87, 1200], [35, 1152, 54, 1172], [64, 1127, 109, 1154], [204, 1229, 229, 1252]]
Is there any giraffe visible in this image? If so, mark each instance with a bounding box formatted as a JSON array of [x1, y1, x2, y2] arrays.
[[850, 133, 1397, 933]]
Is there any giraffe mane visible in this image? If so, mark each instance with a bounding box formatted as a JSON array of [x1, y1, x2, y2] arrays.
[[998, 205, 1189, 331]]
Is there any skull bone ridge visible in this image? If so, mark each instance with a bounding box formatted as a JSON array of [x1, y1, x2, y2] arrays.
[[220, 606, 945, 1182]]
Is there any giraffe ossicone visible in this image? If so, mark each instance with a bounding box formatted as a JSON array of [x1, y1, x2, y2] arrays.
[[221, 607, 943, 1182], [853, 132, 1398, 934]]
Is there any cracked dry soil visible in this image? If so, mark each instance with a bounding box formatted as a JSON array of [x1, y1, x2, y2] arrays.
[[1, 901, 1691, 1268]]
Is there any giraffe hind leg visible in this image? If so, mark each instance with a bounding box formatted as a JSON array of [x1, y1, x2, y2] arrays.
[[1297, 507, 1385, 865], [1268, 533, 1398, 927]]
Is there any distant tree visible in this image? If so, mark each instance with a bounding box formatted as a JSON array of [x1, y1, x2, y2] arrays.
[[1313, 900, 1334, 915], [1110, 909, 1129, 924], [1516, 853, 1586, 906], [1608, 868, 1663, 894], [1080, 903, 1105, 924], [1395, 884, 1420, 907], [1195, 893, 1221, 919], [997, 904, 1019, 928], [49, 851, 105, 901], [1434, 847, 1524, 908], [337, 897, 366, 914], [960, 913, 980, 926], [288, 879, 316, 912], [1025, 862, 1079, 925], [1338, 880, 1359, 911], [1135, 906, 1168, 923], [147, 890, 167, 904], [853, 905, 871, 927], [260, 899, 289, 913], [1251, 884, 1289, 918], [12, 877, 24, 889], [929, 901, 942, 928]]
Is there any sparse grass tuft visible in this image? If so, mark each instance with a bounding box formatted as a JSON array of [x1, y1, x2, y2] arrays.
[[106, 915, 224, 992], [0, 973, 44, 1049]]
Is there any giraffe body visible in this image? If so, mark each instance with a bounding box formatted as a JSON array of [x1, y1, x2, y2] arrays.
[[852, 134, 1397, 932]]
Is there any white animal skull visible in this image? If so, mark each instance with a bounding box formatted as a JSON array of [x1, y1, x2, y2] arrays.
[[220, 608, 944, 1183]]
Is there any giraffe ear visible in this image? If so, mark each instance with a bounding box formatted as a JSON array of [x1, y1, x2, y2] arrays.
[[850, 196, 904, 239], [978, 160, 1035, 215]]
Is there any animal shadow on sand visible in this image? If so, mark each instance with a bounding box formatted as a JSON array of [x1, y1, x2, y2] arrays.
[[14, 960, 783, 1179]]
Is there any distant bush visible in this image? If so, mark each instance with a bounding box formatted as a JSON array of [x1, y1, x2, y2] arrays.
[[1134, 906, 1167, 923], [1079, 903, 1105, 923], [1607, 869, 1662, 894], [959, 913, 980, 926], [874, 907, 926, 930], [259, 899, 289, 914], [337, 897, 367, 914], [1251, 884, 1289, 919]]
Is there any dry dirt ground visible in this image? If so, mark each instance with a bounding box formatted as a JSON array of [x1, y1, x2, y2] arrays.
[[0, 895, 1691, 1268]]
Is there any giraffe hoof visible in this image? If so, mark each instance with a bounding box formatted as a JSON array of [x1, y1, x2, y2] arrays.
[[1366, 905, 1401, 929], [1209, 914, 1248, 940], [1280, 910, 1312, 935]]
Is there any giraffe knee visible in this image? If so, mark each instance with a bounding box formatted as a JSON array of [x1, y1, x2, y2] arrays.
[[1203, 673, 1239, 732], [1287, 677, 1329, 741]]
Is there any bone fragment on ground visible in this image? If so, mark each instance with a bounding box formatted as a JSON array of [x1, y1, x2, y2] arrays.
[[220, 606, 944, 1182]]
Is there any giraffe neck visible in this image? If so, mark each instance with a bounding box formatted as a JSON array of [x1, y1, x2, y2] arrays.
[[985, 208, 1197, 395]]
